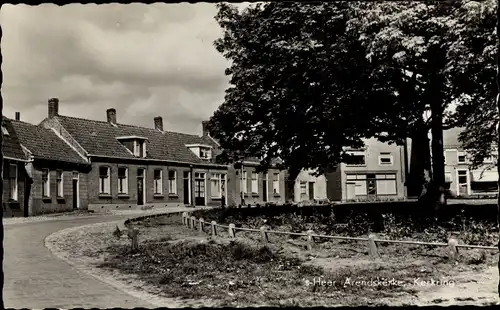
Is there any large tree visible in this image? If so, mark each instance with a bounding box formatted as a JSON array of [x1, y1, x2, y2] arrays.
[[209, 1, 494, 206], [209, 2, 377, 179]]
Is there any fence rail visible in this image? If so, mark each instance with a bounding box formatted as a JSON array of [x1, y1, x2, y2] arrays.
[[181, 212, 498, 261]]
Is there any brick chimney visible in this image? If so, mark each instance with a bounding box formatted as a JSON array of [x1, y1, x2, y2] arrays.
[[48, 98, 59, 118], [202, 121, 209, 136], [154, 116, 163, 131], [15, 112, 20, 121], [106, 108, 117, 124]]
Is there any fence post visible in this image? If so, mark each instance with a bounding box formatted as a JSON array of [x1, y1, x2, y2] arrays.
[[447, 238, 458, 262], [199, 218, 204, 232], [190, 216, 196, 229], [229, 223, 236, 238], [211, 221, 217, 236], [182, 212, 188, 226], [368, 234, 379, 258], [260, 226, 268, 244], [128, 228, 139, 251], [306, 230, 314, 251]]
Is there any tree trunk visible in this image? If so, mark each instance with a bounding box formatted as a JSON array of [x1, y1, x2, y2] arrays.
[[430, 99, 447, 208], [495, 0, 500, 298], [408, 121, 432, 198]]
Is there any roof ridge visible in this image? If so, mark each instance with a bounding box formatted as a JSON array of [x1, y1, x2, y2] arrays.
[[58, 114, 205, 138]]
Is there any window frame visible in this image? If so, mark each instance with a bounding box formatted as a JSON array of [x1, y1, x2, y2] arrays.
[[168, 170, 177, 195], [457, 152, 466, 164], [251, 172, 258, 193], [210, 173, 226, 198], [378, 153, 394, 166], [273, 172, 280, 194], [345, 151, 366, 166], [117, 167, 129, 195], [154, 169, 163, 195], [241, 171, 248, 194], [9, 163, 18, 201], [42, 168, 50, 197], [99, 166, 111, 195], [56, 170, 64, 197]]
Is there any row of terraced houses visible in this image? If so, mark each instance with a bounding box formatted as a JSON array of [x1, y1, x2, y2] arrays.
[[2, 99, 496, 216]]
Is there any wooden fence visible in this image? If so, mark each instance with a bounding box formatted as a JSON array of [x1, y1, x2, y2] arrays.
[[181, 212, 498, 262]]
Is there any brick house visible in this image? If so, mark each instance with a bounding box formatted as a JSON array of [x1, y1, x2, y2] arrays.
[[199, 122, 286, 206], [39, 98, 229, 211], [326, 138, 409, 201], [2, 116, 29, 217], [443, 128, 497, 198], [11, 113, 91, 215], [285, 169, 328, 203]]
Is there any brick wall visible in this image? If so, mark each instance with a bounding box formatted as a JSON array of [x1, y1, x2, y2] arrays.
[[30, 162, 89, 215], [87, 160, 227, 210], [2, 160, 26, 216], [226, 164, 286, 206]]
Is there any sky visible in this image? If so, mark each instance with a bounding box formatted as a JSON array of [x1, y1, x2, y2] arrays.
[[1, 3, 249, 135]]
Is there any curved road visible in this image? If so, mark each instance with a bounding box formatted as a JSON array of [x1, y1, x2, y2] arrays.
[[4, 214, 158, 309]]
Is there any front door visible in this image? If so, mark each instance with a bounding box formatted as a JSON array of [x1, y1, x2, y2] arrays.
[[183, 171, 190, 205], [194, 172, 206, 206], [137, 169, 145, 205], [308, 182, 315, 200], [72, 179, 78, 209]]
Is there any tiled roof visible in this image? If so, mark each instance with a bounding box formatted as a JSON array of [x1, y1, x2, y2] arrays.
[[443, 127, 464, 148], [2, 117, 27, 161], [11, 119, 88, 164], [54, 115, 225, 166]]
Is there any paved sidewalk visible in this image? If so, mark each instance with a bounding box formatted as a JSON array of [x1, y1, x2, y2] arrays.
[[4, 206, 209, 309]]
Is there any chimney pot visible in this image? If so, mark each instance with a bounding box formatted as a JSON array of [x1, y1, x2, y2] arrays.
[[48, 98, 59, 118], [15, 112, 20, 121], [106, 108, 117, 124], [154, 116, 163, 131], [202, 121, 209, 136]]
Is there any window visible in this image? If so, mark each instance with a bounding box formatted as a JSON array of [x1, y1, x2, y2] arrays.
[[251, 172, 258, 193], [346, 175, 367, 196], [56, 170, 64, 197], [375, 174, 397, 195], [273, 173, 280, 194], [458, 152, 466, 164], [118, 167, 128, 194], [154, 169, 163, 194], [345, 151, 366, 166], [42, 169, 50, 197], [471, 181, 497, 193], [99, 166, 111, 194], [133, 140, 147, 158], [168, 170, 177, 195], [200, 147, 212, 160], [211, 173, 226, 198], [9, 164, 18, 201], [300, 182, 307, 195], [2, 126, 9, 136], [241, 171, 248, 194], [458, 170, 468, 184], [378, 153, 393, 166]]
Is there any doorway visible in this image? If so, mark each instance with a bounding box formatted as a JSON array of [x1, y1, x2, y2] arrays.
[[183, 171, 191, 205], [72, 171, 79, 210], [457, 170, 468, 196], [346, 182, 356, 200], [194, 172, 206, 206], [308, 182, 315, 200], [137, 168, 145, 205]]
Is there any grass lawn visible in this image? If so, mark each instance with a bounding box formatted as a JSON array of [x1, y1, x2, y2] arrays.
[[93, 214, 499, 307]]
